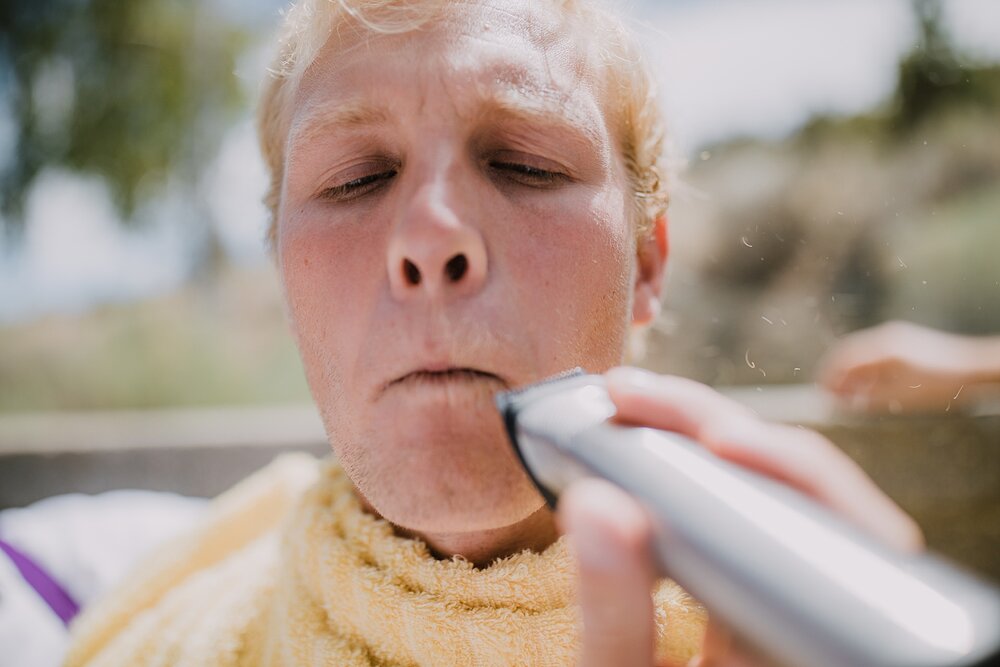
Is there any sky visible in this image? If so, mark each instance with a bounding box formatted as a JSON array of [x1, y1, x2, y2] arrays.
[[1, 0, 999, 323], [644, 0, 1000, 151]]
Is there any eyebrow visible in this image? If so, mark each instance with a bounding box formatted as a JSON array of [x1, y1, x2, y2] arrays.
[[286, 84, 603, 159], [288, 101, 390, 149], [473, 87, 603, 151]]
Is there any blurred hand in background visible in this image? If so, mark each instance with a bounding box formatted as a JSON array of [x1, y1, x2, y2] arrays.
[[819, 320, 1000, 414]]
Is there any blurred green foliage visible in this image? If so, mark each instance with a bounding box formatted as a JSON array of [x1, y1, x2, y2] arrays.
[[0, 267, 311, 412], [0, 0, 248, 228], [893, 0, 1000, 131]]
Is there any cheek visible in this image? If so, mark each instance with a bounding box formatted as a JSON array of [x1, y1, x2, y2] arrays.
[[278, 209, 386, 384], [502, 188, 634, 365]]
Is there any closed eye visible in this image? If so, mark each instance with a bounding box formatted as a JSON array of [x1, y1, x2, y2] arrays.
[[490, 161, 566, 188], [319, 169, 397, 202]]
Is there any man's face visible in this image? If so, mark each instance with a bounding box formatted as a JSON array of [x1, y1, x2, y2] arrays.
[[278, 0, 649, 532]]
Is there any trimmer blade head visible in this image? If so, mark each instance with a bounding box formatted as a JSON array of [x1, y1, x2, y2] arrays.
[[494, 368, 587, 508]]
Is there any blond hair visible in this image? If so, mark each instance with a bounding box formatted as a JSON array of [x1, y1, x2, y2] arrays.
[[256, 0, 669, 249]]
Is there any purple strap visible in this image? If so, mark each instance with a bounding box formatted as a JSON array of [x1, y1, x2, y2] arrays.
[[0, 537, 80, 626]]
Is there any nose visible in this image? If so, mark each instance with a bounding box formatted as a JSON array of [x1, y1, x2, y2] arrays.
[[387, 173, 488, 301]]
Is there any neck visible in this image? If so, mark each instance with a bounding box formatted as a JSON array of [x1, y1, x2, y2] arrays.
[[356, 492, 560, 568]]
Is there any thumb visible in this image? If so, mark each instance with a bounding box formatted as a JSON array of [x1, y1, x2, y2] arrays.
[[560, 478, 659, 667]]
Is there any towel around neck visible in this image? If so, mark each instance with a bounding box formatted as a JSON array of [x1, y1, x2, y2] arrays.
[[64, 455, 706, 666]]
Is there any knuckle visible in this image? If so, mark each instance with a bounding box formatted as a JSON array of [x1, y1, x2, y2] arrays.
[[896, 516, 926, 553]]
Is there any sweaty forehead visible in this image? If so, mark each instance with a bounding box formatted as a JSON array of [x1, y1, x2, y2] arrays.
[[290, 0, 605, 134]]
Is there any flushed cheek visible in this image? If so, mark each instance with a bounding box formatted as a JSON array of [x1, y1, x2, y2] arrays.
[[502, 195, 633, 365], [279, 212, 386, 385]]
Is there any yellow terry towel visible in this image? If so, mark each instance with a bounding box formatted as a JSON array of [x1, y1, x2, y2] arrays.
[[64, 455, 706, 666]]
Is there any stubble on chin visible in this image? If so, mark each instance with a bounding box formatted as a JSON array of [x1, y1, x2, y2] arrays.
[[330, 406, 544, 534]]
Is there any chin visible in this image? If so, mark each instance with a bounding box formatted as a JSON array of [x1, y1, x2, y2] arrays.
[[381, 468, 545, 534], [338, 401, 546, 534]]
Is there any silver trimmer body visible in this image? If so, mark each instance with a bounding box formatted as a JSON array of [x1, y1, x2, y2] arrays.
[[495, 370, 1000, 667]]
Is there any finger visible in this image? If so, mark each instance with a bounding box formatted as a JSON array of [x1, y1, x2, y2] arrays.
[[605, 367, 923, 552], [605, 367, 757, 439], [828, 361, 879, 398], [606, 367, 811, 494], [838, 368, 880, 411], [816, 346, 857, 394], [816, 328, 894, 393], [829, 362, 905, 414], [701, 420, 923, 552], [690, 619, 779, 667], [691, 618, 732, 666], [559, 478, 658, 667], [820, 349, 886, 395]]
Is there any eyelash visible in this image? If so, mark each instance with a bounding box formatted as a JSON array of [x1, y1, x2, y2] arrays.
[[319, 170, 397, 202], [489, 161, 565, 187], [317, 159, 566, 203]]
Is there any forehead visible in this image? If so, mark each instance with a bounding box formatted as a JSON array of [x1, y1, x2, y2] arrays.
[[288, 0, 607, 141]]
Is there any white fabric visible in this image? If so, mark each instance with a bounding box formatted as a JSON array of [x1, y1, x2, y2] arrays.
[[0, 491, 207, 667], [0, 551, 68, 667]]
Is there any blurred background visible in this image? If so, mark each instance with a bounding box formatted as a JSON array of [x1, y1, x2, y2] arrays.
[[1, 0, 999, 409], [0, 0, 998, 575]]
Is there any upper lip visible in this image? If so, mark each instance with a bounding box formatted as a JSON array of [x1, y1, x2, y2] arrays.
[[382, 364, 509, 394]]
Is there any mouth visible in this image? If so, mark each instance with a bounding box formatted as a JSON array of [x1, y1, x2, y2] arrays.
[[385, 367, 508, 393]]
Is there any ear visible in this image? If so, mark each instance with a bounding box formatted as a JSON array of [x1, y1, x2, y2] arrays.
[[631, 215, 668, 326]]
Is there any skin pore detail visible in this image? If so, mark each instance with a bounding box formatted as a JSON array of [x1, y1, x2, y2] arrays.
[[275, 0, 653, 565]]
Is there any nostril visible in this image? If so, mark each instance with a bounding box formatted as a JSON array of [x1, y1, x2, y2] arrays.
[[444, 254, 468, 282], [403, 259, 421, 286]]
